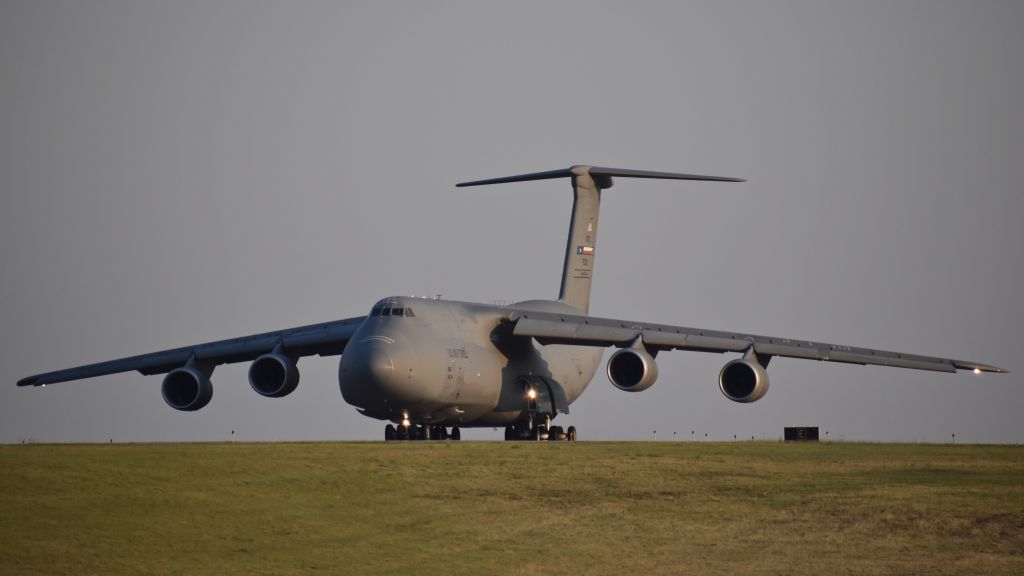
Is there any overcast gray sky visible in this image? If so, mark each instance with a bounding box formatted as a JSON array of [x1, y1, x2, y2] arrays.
[[1, 1, 1021, 443]]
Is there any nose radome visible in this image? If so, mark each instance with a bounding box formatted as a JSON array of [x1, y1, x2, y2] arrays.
[[365, 344, 394, 386], [360, 338, 421, 403]]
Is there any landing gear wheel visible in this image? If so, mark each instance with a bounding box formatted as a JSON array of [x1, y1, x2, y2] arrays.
[[567, 426, 577, 442], [397, 425, 410, 441], [534, 424, 546, 442], [385, 424, 397, 441], [423, 426, 432, 441], [451, 426, 461, 441], [550, 426, 563, 441], [504, 425, 514, 441], [438, 427, 449, 441]]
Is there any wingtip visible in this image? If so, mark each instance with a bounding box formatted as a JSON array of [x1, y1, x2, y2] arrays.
[[958, 363, 1009, 374], [17, 376, 40, 387]]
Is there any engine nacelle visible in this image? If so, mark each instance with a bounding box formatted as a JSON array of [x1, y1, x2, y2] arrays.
[[607, 348, 658, 392], [718, 358, 769, 403], [249, 353, 300, 398], [161, 366, 213, 411]]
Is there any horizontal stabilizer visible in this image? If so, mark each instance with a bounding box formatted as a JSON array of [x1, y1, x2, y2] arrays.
[[456, 165, 745, 188], [588, 166, 746, 183]]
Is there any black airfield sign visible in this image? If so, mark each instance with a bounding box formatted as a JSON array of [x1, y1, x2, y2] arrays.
[[785, 427, 820, 442]]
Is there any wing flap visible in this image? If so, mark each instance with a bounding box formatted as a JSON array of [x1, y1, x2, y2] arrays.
[[672, 334, 749, 353], [512, 316, 635, 346], [753, 342, 821, 361]]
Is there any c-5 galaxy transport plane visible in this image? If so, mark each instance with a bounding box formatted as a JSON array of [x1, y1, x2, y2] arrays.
[[19, 166, 1007, 441]]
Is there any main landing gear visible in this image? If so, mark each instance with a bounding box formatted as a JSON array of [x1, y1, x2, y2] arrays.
[[504, 422, 577, 442], [385, 423, 461, 441], [514, 379, 574, 441]]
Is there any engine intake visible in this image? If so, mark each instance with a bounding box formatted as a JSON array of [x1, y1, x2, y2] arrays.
[[249, 353, 300, 398], [718, 358, 769, 403], [607, 348, 658, 392], [161, 366, 213, 411]]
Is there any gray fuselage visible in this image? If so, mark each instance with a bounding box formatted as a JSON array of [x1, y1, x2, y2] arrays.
[[339, 296, 602, 427]]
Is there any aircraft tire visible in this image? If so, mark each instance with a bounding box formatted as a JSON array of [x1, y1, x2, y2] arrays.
[[567, 426, 577, 442], [451, 426, 461, 441], [385, 424, 397, 441]]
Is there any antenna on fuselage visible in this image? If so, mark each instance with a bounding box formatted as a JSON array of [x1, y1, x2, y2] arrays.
[[456, 165, 745, 313]]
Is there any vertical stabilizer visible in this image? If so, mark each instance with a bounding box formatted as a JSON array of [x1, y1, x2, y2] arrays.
[[456, 165, 744, 314], [558, 167, 603, 312]]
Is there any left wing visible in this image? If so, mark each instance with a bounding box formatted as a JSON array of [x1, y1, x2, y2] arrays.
[[17, 316, 367, 387], [507, 309, 1006, 374]]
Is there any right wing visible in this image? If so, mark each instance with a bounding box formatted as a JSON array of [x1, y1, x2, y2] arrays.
[[17, 316, 367, 387], [507, 309, 1006, 374]]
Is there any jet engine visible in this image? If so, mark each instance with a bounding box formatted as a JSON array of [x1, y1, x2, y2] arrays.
[[607, 347, 658, 392], [161, 366, 213, 411], [718, 358, 769, 403], [248, 352, 300, 398]]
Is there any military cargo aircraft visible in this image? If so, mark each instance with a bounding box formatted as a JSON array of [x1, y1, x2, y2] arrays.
[[18, 166, 1007, 441]]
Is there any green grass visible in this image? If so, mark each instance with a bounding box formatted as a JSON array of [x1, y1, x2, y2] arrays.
[[2, 442, 1022, 575]]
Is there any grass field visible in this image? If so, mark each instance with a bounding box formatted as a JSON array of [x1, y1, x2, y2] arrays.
[[1, 441, 1022, 575]]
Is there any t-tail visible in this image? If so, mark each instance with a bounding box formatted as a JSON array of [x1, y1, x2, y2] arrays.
[[457, 165, 745, 313]]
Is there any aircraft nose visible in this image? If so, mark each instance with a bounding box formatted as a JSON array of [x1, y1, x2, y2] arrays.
[[345, 337, 421, 403]]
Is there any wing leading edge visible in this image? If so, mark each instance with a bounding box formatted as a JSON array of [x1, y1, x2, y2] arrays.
[[508, 310, 1007, 374], [17, 316, 367, 387]]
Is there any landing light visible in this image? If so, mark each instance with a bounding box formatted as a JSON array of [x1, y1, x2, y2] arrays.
[[527, 388, 537, 400], [973, 368, 981, 375], [401, 418, 411, 427]]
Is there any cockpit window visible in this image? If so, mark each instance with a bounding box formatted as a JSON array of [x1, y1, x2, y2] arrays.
[[372, 304, 414, 318]]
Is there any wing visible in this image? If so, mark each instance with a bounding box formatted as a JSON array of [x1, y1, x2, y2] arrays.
[[17, 316, 367, 387], [507, 309, 1007, 374]]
